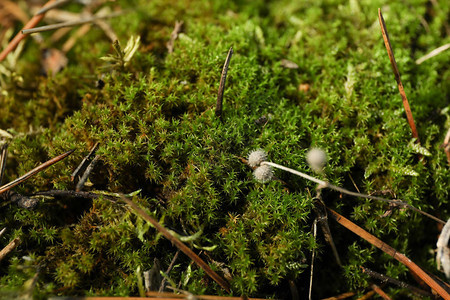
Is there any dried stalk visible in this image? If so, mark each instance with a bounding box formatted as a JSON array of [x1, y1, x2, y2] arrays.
[[0, 149, 74, 195], [378, 9, 420, 143], [120, 195, 231, 292], [22, 11, 124, 34], [327, 207, 450, 299], [215, 47, 233, 119], [361, 266, 432, 297], [370, 284, 392, 300], [0, 0, 57, 61], [416, 43, 450, 65], [261, 161, 444, 225]]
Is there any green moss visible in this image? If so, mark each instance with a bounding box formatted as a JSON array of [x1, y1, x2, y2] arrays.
[[0, 0, 449, 298]]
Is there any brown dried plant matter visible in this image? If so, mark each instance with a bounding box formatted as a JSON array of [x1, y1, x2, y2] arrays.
[[378, 9, 420, 144], [120, 195, 231, 293], [327, 207, 450, 299], [0, 0, 57, 62]]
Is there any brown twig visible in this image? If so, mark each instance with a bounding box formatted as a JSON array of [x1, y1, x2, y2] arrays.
[[0, 237, 20, 262], [0, 149, 74, 195], [370, 284, 391, 300], [0, 0, 57, 62], [378, 9, 420, 143], [71, 142, 99, 181], [76, 155, 100, 192], [327, 207, 450, 299], [361, 266, 433, 297], [320, 292, 356, 300], [215, 47, 233, 120], [120, 195, 231, 292]]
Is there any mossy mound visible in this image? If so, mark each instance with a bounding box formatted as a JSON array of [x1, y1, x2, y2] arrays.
[[0, 0, 449, 298]]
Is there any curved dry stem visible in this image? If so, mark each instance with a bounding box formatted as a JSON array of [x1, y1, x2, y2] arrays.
[[261, 161, 445, 225]]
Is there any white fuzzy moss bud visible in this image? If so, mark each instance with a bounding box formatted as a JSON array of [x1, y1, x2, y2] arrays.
[[253, 165, 273, 183], [306, 148, 327, 173], [248, 149, 268, 167]]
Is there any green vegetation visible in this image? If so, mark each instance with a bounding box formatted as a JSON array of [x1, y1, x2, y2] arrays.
[[0, 0, 449, 298]]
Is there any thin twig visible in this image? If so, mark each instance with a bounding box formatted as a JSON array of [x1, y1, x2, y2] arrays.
[[159, 250, 180, 292], [76, 155, 100, 192], [35, 0, 72, 15], [0, 149, 74, 195], [22, 11, 124, 34], [167, 21, 183, 54], [0, 143, 7, 185], [71, 142, 99, 181], [0, 228, 6, 238], [370, 284, 392, 300], [327, 207, 450, 299], [378, 9, 420, 143], [361, 266, 433, 297], [119, 195, 231, 292], [309, 219, 317, 300], [215, 47, 233, 119], [320, 292, 356, 300], [0, 237, 20, 262], [415, 43, 450, 65], [261, 161, 445, 224], [0, 0, 57, 62]]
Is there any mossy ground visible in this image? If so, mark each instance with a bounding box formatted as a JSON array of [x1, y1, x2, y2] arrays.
[[0, 0, 449, 298]]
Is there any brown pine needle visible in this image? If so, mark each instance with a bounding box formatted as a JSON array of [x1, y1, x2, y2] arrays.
[[378, 9, 420, 143], [327, 207, 450, 299], [120, 195, 231, 293], [0, 149, 74, 195], [0, 0, 57, 62], [370, 284, 391, 300], [215, 47, 233, 119], [320, 292, 356, 300]]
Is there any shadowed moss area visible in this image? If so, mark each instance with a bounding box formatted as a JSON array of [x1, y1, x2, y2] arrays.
[[0, 0, 449, 298]]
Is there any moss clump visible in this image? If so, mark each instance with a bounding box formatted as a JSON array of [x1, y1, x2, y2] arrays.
[[0, 0, 449, 298]]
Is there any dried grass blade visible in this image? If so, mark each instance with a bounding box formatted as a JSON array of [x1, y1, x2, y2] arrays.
[[120, 195, 231, 292], [327, 207, 450, 299], [0, 149, 74, 195], [215, 47, 233, 119], [0, 0, 57, 62], [378, 9, 420, 143], [71, 142, 99, 181], [22, 11, 124, 34], [0, 144, 7, 185], [370, 284, 392, 300]]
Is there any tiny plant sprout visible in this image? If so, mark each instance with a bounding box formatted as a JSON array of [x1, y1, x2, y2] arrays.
[[306, 148, 327, 173], [253, 165, 273, 183], [248, 149, 268, 167]]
